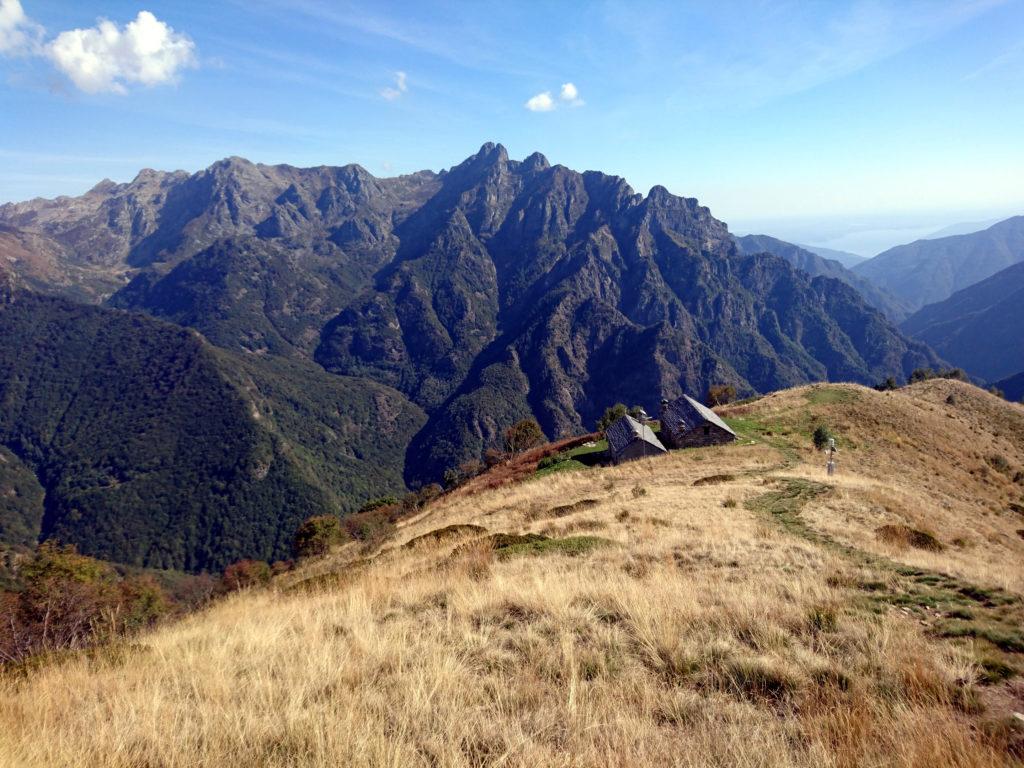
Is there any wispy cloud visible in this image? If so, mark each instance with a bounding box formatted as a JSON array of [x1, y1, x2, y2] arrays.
[[0, 0, 42, 56], [380, 70, 407, 100], [1, 4, 197, 94], [598, 0, 1005, 112], [241, 0, 550, 79], [961, 39, 1024, 81]]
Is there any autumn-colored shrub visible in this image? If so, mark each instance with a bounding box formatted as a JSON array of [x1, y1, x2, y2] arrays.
[[504, 418, 545, 455], [293, 515, 344, 559], [0, 542, 169, 664], [168, 573, 218, 611], [444, 459, 486, 490], [706, 384, 737, 406], [344, 509, 396, 547], [221, 560, 272, 592]]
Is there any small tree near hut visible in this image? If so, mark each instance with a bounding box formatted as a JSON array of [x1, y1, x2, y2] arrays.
[[597, 403, 627, 432], [812, 424, 835, 451], [504, 418, 545, 455], [706, 385, 736, 407]]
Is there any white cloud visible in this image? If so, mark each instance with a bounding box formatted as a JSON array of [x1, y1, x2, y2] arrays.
[[524, 90, 555, 112], [526, 82, 583, 112], [379, 69, 407, 100], [0, 0, 42, 56], [46, 11, 196, 94], [559, 81, 583, 106]]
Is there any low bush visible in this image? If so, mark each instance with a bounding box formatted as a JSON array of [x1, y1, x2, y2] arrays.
[[293, 515, 344, 559], [986, 454, 1010, 474], [706, 384, 737, 406], [0, 542, 170, 664], [812, 424, 835, 451], [875, 524, 943, 552], [537, 453, 570, 470], [221, 560, 272, 592]]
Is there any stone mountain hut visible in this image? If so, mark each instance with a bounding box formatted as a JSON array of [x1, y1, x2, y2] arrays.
[[659, 394, 737, 449], [605, 414, 667, 464]]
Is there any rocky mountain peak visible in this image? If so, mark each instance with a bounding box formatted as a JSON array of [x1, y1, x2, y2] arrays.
[[521, 152, 550, 172], [87, 178, 120, 195], [457, 142, 510, 173]]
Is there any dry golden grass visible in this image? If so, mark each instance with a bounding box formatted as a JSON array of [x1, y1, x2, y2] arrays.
[[1, 381, 1023, 767]]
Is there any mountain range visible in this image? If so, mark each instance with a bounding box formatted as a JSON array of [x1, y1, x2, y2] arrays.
[[797, 243, 866, 268], [0, 144, 944, 567], [993, 370, 1024, 402], [852, 216, 1024, 311], [901, 260, 1024, 382], [733, 234, 911, 321]]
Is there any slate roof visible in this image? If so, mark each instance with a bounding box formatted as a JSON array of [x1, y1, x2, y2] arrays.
[[662, 395, 736, 437], [605, 414, 667, 456]]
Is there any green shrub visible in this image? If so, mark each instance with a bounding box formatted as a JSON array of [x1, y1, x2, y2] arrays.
[[293, 515, 344, 559], [597, 404, 628, 432], [117, 576, 170, 632], [812, 424, 835, 451], [537, 453, 570, 470], [358, 496, 399, 514], [910, 367, 969, 384]]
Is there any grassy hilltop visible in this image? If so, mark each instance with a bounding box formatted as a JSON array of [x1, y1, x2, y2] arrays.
[[1, 379, 1023, 767]]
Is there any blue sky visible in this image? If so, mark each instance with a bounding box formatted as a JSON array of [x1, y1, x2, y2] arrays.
[[2, 0, 1023, 254]]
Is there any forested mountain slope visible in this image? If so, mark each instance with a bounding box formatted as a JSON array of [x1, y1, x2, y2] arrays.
[[0, 287, 424, 571]]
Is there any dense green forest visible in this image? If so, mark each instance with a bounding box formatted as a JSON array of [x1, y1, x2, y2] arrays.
[[0, 292, 424, 571]]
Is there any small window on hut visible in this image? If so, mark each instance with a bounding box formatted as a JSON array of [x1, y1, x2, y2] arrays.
[[703, 425, 710, 436]]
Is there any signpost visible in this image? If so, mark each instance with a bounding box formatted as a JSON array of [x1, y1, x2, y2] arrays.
[[638, 408, 650, 460], [826, 437, 837, 476]]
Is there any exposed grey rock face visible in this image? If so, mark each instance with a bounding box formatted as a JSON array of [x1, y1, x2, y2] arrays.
[[0, 144, 942, 484]]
